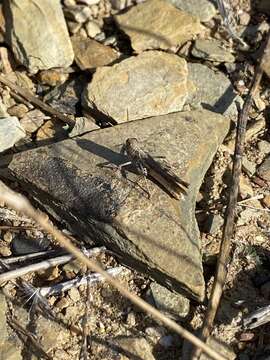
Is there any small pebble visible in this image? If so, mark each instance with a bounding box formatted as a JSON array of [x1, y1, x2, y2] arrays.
[[262, 195, 270, 208], [7, 104, 29, 118], [242, 157, 256, 176], [3, 231, 13, 243], [55, 297, 70, 311], [0, 240, 11, 257], [258, 140, 270, 154], [239, 12, 251, 26], [85, 20, 102, 38], [126, 311, 136, 326], [68, 287, 81, 302], [67, 21, 82, 34]]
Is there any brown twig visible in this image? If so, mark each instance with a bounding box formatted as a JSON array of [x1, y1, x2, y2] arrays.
[[0, 181, 226, 360], [191, 32, 270, 359], [0, 74, 75, 128]]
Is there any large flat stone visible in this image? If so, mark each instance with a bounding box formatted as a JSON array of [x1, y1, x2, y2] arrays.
[[4, 0, 74, 73], [7, 110, 230, 301], [114, 0, 203, 53], [82, 51, 188, 124]]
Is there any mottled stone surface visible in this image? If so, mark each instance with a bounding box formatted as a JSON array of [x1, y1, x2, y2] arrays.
[[8, 110, 230, 301], [150, 282, 190, 319], [257, 156, 270, 181], [113, 337, 155, 360], [0, 117, 26, 152], [5, 0, 74, 73], [71, 35, 119, 70], [166, 0, 217, 22], [192, 39, 235, 63], [20, 110, 48, 134], [187, 63, 239, 118], [114, 0, 203, 53], [83, 51, 189, 123]]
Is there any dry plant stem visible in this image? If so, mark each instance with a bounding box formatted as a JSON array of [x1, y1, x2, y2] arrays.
[[0, 74, 75, 127], [0, 246, 105, 283], [191, 32, 270, 360], [39, 266, 125, 297], [80, 270, 92, 360], [0, 182, 225, 360]]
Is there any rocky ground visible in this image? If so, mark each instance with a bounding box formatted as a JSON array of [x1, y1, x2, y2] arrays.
[[0, 0, 270, 359]]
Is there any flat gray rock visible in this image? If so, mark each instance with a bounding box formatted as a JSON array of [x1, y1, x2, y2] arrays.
[[150, 282, 190, 320], [187, 63, 239, 118], [114, 0, 203, 53], [113, 337, 155, 360], [9, 110, 229, 301], [83, 51, 189, 124], [5, 0, 74, 73], [8, 109, 230, 302], [166, 0, 216, 22], [0, 117, 26, 152], [191, 39, 235, 63]]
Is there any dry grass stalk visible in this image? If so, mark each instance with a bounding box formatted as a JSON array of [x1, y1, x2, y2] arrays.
[[191, 31, 270, 359], [0, 180, 226, 360]]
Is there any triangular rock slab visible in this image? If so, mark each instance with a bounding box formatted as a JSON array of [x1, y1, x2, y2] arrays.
[[8, 110, 230, 302]]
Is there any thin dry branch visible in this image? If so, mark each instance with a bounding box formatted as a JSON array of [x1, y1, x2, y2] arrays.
[[191, 31, 270, 359], [0, 181, 226, 360], [0, 74, 75, 128], [0, 246, 105, 283]]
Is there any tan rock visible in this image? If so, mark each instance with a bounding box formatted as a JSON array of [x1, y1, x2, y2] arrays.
[[38, 69, 69, 86], [71, 35, 119, 70], [7, 104, 28, 118], [257, 156, 270, 181], [36, 119, 65, 140], [262, 195, 270, 208], [114, 337, 155, 360], [239, 175, 254, 199], [85, 20, 102, 38], [114, 0, 203, 53], [20, 110, 48, 134], [83, 51, 189, 123], [5, 0, 74, 73]]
